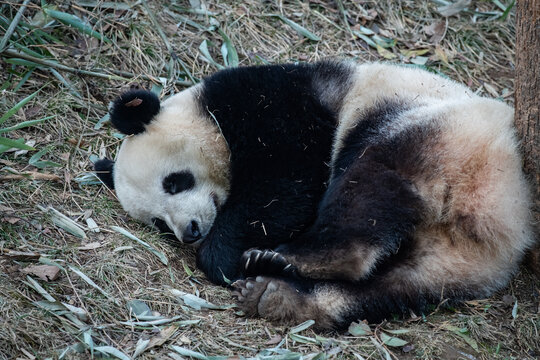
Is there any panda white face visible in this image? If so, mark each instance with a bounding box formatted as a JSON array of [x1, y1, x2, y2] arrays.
[[98, 86, 230, 246]]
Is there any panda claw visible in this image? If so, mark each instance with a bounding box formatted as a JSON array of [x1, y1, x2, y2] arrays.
[[241, 249, 297, 278]]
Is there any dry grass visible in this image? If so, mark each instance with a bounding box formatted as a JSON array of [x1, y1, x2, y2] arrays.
[[0, 0, 538, 359]]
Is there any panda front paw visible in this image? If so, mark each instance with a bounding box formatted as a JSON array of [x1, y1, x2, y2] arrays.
[[241, 249, 297, 278]]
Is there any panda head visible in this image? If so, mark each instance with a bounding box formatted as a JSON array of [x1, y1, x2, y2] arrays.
[[94, 87, 230, 246]]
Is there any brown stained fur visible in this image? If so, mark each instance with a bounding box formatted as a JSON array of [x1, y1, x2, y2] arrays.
[[234, 277, 337, 329], [285, 244, 380, 282]]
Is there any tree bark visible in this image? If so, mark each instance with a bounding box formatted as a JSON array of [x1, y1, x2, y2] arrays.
[[515, 0, 539, 275]]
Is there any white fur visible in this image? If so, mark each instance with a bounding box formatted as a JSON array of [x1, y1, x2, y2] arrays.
[[113, 86, 230, 244]]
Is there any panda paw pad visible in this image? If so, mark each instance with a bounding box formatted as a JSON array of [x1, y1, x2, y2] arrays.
[[232, 276, 270, 316]]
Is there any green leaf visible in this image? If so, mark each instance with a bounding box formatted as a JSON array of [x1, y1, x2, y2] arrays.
[[380, 332, 408, 347], [218, 29, 239, 67], [0, 89, 40, 124], [94, 113, 109, 130], [111, 226, 169, 265], [271, 14, 321, 41], [376, 44, 397, 59], [127, 299, 152, 318], [133, 338, 150, 358], [199, 40, 224, 70], [499, 0, 515, 21], [289, 319, 315, 334], [14, 68, 36, 92], [170, 345, 208, 360], [372, 35, 396, 48], [24, 275, 55, 301], [29, 147, 61, 168], [348, 321, 371, 336], [43, 8, 111, 44], [76, 1, 134, 10], [289, 333, 318, 344], [353, 32, 376, 48], [0, 117, 50, 134], [0, 137, 34, 151], [5, 58, 42, 67], [83, 329, 94, 357], [69, 265, 115, 303], [442, 324, 479, 351], [512, 300, 518, 319], [169, 289, 234, 310], [94, 346, 131, 360], [384, 329, 411, 335], [182, 261, 194, 277], [120, 315, 183, 327]]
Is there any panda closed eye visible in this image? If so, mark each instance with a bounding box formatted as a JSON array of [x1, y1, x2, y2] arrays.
[[162, 171, 195, 195]]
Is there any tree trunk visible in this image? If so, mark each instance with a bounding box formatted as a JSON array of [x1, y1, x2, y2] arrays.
[[515, 0, 539, 275]]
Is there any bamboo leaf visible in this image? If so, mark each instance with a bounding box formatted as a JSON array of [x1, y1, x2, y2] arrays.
[[69, 265, 115, 303], [43, 8, 112, 44], [441, 324, 479, 351], [348, 321, 372, 336], [94, 346, 131, 360], [380, 332, 408, 347], [38, 205, 87, 239], [169, 289, 234, 310], [170, 345, 208, 360], [0, 89, 40, 124], [271, 14, 321, 41], [290, 319, 315, 334], [0, 137, 34, 151], [111, 226, 169, 265], [199, 40, 224, 70], [0, 116, 51, 134], [133, 339, 150, 358], [29, 147, 62, 168], [218, 29, 239, 67]]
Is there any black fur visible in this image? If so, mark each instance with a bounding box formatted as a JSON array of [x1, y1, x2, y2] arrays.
[[332, 100, 410, 180], [110, 90, 160, 135], [94, 158, 115, 189], [195, 61, 354, 284], [162, 171, 195, 195]]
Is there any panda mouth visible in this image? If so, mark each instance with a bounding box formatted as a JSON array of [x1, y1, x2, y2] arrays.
[[151, 217, 204, 245], [151, 217, 180, 243]]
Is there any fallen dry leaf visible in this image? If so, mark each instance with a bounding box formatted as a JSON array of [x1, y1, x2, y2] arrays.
[[265, 334, 282, 345], [0, 249, 41, 261], [424, 20, 447, 44], [2, 216, 21, 224], [21, 265, 61, 282], [147, 325, 178, 349]]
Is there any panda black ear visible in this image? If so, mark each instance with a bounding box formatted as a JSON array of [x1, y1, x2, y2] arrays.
[[110, 90, 160, 135], [94, 158, 115, 189]]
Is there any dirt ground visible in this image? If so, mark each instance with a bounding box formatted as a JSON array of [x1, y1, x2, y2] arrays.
[[0, 1, 538, 359]]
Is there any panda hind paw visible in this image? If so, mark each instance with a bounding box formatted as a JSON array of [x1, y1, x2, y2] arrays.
[[232, 276, 270, 316]]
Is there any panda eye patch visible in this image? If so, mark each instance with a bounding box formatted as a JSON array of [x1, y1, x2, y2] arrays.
[[162, 171, 195, 194]]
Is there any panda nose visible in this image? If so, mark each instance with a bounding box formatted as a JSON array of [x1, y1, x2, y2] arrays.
[[183, 220, 201, 243]]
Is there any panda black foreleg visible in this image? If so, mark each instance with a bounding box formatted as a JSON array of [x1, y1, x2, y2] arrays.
[[243, 155, 425, 282], [197, 177, 324, 285]]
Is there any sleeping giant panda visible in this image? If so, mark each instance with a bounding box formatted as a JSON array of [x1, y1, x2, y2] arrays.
[[95, 61, 534, 330]]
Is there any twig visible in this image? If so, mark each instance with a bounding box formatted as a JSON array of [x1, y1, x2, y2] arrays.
[[0, 171, 61, 182], [0, 0, 31, 53], [1, 49, 193, 87]]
